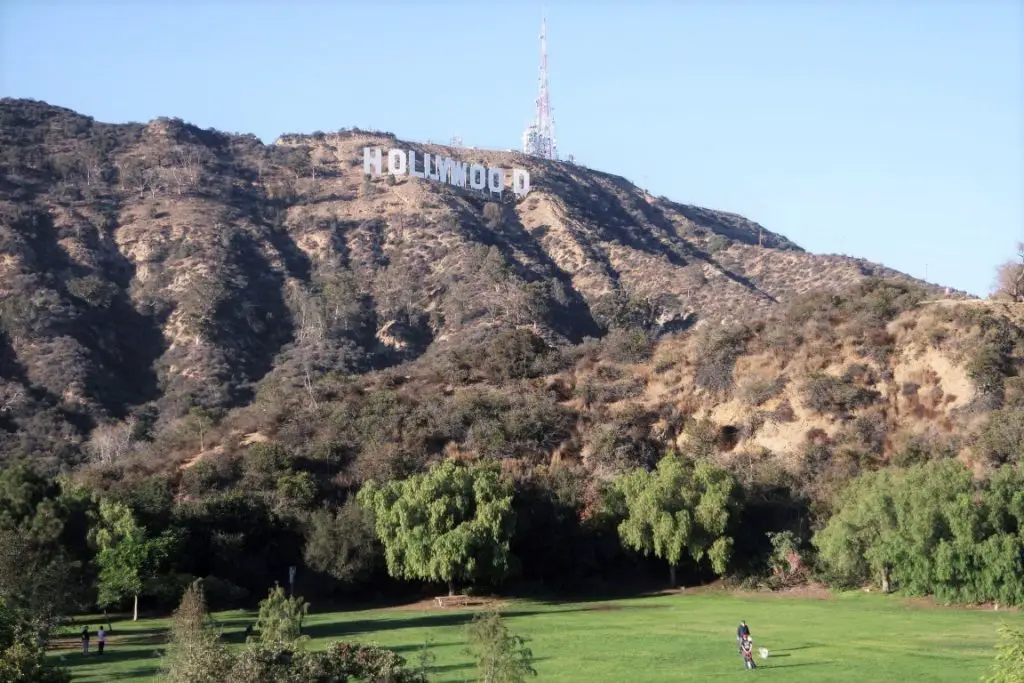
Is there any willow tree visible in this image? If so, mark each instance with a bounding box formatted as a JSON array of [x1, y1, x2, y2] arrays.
[[615, 451, 740, 587], [357, 459, 516, 596], [814, 459, 1024, 605]]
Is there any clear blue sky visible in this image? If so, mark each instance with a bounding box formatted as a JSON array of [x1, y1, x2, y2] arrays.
[[2, 1, 1021, 297]]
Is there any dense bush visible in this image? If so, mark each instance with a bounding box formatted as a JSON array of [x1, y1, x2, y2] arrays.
[[956, 311, 1024, 405], [693, 324, 750, 395], [801, 373, 880, 416], [770, 279, 927, 363], [973, 409, 1024, 467], [738, 375, 788, 407], [601, 328, 655, 363], [0, 596, 72, 682]]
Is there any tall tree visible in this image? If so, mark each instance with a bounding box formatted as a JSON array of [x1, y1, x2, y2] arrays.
[[0, 466, 94, 635], [357, 459, 516, 596], [302, 500, 381, 586], [814, 460, 1024, 605], [162, 581, 232, 683], [89, 500, 177, 621], [813, 461, 963, 593], [615, 451, 739, 586]]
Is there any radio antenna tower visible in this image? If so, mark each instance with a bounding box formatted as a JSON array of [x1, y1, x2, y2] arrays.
[[522, 12, 557, 160]]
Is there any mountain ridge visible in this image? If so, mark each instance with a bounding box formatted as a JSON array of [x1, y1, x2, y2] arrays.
[[0, 97, 976, 469]]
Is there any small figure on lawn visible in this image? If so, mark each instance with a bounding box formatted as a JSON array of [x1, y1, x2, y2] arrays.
[[740, 633, 756, 670], [97, 626, 106, 655], [80, 626, 90, 655], [737, 620, 750, 652]]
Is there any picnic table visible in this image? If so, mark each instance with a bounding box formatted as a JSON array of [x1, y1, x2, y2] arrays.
[[434, 594, 472, 608]]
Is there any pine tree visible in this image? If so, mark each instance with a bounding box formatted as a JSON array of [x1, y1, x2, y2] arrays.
[[465, 609, 536, 683], [162, 581, 232, 683]]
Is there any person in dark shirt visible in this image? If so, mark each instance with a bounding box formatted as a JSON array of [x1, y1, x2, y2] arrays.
[[80, 626, 90, 655], [736, 620, 750, 651]]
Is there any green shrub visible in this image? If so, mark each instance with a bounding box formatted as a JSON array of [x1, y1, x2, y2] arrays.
[[602, 328, 654, 363], [465, 609, 537, 683], [980, 624, 1024, 683], [481, 328, 550, 382]]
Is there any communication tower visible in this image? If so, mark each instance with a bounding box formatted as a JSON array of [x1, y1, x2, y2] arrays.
[[522, 13, 557, 160]]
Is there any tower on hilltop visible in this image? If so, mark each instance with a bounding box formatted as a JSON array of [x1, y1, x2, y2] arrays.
[[522, 13, 557, 160]]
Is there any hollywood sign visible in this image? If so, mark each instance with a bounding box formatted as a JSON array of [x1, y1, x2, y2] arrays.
[[363, 147, 531, 197]]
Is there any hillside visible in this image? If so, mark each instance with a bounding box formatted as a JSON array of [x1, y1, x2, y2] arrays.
[[6, 96, 1024, 622], [0, 97, 1000, 480]]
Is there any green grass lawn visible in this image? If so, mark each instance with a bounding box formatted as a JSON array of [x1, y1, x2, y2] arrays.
[[51, 589, 1021, 682]]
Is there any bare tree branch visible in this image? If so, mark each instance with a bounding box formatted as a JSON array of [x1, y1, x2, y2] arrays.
[[993, 242, 1024, 302], [86, 417, 138, 465]]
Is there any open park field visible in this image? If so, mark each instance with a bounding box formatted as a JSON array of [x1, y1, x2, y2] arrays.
[[50, 587, 1020, 683]]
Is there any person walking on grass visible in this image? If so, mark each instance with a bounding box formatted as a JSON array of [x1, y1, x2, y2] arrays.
[[80, 626, 90, 655], [740, 633, 756, 670], [97, 626, 106, 655], [737, 620, 750, 652]]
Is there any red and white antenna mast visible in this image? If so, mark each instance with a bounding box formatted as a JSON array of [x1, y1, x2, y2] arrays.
[[522, 12, 557, 160]]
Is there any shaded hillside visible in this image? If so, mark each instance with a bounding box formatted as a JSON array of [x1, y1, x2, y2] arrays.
[[0, 97, 975, 468]]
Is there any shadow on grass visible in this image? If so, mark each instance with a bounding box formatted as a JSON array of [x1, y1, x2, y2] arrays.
[[764, 662, 828, 670], [71, 664, 163, 683], [308, 578, 686, 615], [506, 581, 684, 606], [301, 606, 604, 641], [430, 657, 549, 676], [58, 648, 165, 672], [428, 661, 475, 675], [389, 641, 462, 653], [771, 643, 822, 653]]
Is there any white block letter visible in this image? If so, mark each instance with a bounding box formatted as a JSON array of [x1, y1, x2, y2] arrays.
[[409, 151, 425, 178], [425, 153, 439, 181], [451, 161, 468, 187], [387, 149, 407, 176], [437, 157, 454, 184], [487, 167, 504, 194], [469, 164, 486, 190], [512, 168, 531, 197], [363, 147, 382, 175]]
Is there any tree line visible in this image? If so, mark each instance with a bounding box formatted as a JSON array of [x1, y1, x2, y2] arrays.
[[6, 447, 1024, 618], [4, 444, 1024, 679]]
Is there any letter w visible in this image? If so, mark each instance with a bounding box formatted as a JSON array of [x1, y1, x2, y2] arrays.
[[436, 157, 455, 184], [450, 161, 468, 187]]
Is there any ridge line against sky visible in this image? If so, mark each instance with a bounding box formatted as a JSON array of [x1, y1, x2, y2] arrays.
[[1, 1, 1021, 297]]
